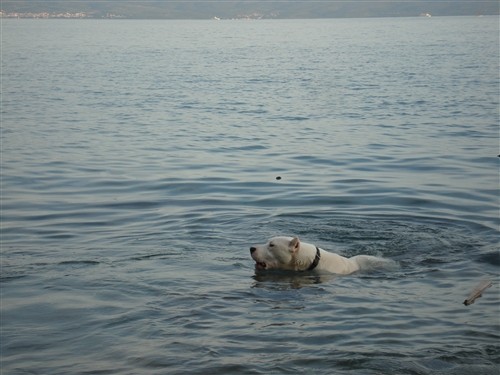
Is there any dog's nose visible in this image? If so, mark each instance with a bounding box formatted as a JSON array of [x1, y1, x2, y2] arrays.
[[250, 247, 256, 253]]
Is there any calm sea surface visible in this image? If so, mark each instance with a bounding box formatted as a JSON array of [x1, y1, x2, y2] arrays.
[[1, 17, 499, 374]]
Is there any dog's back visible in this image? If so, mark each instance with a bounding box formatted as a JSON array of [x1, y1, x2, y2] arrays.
[[351, 255, 399, 273]]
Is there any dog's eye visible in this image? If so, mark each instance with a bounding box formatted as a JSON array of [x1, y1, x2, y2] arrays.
[[269, 243, 275, 247]]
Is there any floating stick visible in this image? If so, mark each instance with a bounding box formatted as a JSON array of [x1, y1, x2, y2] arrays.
[[463, 280, 492, 306]]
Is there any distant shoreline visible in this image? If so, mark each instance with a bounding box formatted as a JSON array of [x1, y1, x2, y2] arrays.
[[1, 1, 498, 20], [1, 13, 499, 20], [0, 11, 124, 19]]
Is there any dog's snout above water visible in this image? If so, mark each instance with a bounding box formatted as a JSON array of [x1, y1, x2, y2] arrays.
[[250, 247, 256, 253]]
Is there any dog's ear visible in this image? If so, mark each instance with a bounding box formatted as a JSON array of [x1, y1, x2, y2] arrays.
[[289, 237, 300, 253]]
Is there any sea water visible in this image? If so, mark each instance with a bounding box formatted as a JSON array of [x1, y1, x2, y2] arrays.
[[1, 17, 499, 374]]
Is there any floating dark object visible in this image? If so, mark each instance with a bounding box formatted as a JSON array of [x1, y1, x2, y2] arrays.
[[463, 280, 492, 306], [276, 176, 282, 180]]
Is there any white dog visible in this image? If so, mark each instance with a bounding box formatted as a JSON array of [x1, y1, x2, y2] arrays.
[[250, 236, 392, 275]]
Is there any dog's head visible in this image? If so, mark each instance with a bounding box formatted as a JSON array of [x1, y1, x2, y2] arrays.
[[250, 236, 301, 271]]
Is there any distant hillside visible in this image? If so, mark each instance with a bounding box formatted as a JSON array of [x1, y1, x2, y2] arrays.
[[1, 0, 499, 19]]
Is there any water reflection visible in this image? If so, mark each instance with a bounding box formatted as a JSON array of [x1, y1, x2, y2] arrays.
[[252, 269, 337, 289]]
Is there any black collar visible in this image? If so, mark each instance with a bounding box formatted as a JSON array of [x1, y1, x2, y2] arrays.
[[306, 247, 321, 271]]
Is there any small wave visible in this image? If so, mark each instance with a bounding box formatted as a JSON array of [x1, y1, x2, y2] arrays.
[[275, 115, 310, 121], [57, 260, 100, 267], [131, 252, 179, 261], [476, 252, 500, 267], [0, 274, 28, 283]]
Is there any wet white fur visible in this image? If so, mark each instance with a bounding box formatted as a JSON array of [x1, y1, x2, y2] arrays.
[[250, 236, 395, 274]]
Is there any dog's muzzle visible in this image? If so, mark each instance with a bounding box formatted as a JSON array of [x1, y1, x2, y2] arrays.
[[250, 247, 267, 270]]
